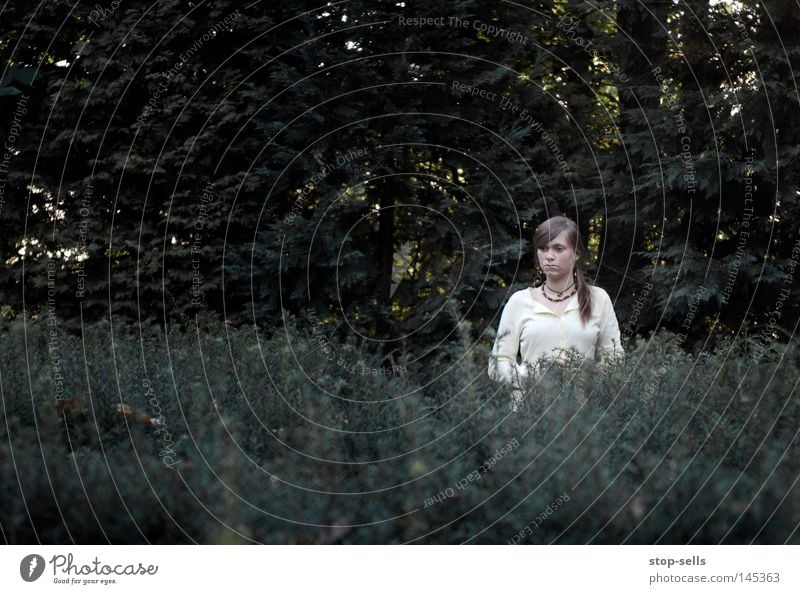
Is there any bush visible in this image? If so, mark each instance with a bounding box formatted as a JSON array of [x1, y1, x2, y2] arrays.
[[1, 315, 797, 544]]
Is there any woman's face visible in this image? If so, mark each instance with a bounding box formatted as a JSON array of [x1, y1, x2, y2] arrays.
[[536, 229, 579, 279]]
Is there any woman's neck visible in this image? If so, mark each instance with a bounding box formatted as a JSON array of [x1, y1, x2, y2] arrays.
[[544, 272, 574, 293]]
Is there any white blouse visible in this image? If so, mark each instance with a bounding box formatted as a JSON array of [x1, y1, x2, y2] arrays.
[[487, 285, 624, 390]]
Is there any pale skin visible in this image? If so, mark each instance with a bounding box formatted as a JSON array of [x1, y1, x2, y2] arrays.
[[530, 229, 580, 315]]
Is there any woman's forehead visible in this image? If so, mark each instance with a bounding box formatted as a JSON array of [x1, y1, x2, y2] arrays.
[[540, 230, 571, 246]]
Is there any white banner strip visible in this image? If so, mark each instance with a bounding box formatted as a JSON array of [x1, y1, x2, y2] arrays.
[[2, 545, 797, 592]]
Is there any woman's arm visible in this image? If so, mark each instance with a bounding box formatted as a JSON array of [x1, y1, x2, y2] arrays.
[[487, 294, 529, 389]]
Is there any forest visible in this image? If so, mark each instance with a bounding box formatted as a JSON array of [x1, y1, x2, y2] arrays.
[[0, 0, 798, 545]]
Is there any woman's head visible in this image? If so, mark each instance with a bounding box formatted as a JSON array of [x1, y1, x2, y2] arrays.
[[533, 216, 593, 324], [533, 216, 583, 278]]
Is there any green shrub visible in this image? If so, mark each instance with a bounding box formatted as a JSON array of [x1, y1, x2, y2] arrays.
[[1, 316, 797, 543]]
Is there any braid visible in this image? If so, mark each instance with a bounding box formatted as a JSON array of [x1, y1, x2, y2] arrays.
[[575, 266, 592, 326]]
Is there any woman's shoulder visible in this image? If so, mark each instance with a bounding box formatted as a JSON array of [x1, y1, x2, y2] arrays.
[[588, 284, 609, 298], [507, 287, 534, 305], [588, 285, 612, 305], [497, 288, 536, 312]]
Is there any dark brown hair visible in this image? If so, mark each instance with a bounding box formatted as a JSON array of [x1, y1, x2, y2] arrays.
[[533, 216, 593, 325]]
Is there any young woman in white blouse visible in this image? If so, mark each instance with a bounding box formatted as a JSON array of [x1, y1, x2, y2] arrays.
[[487, 216, 624, 410]]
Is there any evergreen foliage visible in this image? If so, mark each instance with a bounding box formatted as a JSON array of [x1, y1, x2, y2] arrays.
[[1, 1, 797, 349], [1, 316, 797, 544], [1, 0, 799, 545]]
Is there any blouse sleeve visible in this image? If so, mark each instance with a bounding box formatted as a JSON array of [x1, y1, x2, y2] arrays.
[[487, 293, 529, 389], [595, 290, 624, 364]]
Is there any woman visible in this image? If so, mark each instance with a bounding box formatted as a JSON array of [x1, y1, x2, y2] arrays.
[[487, 216, 624, 411]]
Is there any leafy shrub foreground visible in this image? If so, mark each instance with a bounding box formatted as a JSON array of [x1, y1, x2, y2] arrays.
[[1, 316, 798, 544]]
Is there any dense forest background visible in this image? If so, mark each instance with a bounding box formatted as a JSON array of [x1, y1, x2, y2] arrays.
[[1, 1, 799, 545], [2, 0, 798, 347]]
